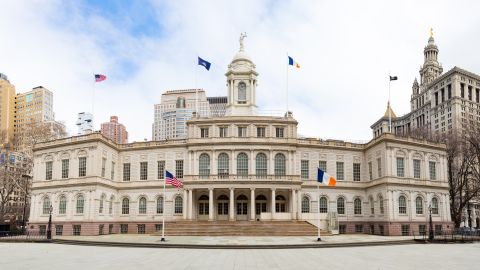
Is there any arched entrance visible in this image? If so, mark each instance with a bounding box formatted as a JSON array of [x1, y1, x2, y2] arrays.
[[275, 195, 287, 213], [217, 194, 229, 221], [255, 195, 267, 219], [236, 194, 248, 221], [198, 195, 209, 220]]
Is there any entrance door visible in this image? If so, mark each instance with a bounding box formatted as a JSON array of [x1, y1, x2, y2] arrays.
[[236, 194, 248, 221], [198, 195, 209, 220], [217, 194, 229, 221], [255, 195, 268, 220]]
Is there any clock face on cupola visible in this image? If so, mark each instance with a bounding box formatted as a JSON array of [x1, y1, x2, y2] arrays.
[[225, 32, 259, 116]]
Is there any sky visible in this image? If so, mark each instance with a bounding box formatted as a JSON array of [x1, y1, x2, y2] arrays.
[[1, 0, 480, 142]]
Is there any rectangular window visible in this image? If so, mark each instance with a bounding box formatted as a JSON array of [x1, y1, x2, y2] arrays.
[[318, 160, 327, 172], [413, 159, 421, 179], [137, 224, 145, 234], [377, 158, 382, 178], [109, 224, 113, 234], [123, 163, 131, 181], [238, 126, 247, 137], [140, 162, 148, 180], [447, 84, 452, 99], [339, 224, 346, 234], [355, 224, 364, 233], [461, 83, 465, 98], [434, 92, 438, 106], [200, 127, 209, 138], [275, 127, 284, 138], [257, 127, 266, 137], [78, 157, 87, 177], [111, 162, 115, 180], [61, 159, 69, 179], [219, 127, 228, 138], [155, 224, 163, 232], [401, 225, 410, 236], [55, 225, 63, 236], [368, 162, 372, 180], [101, 158, 106, 177], [73, 225, 81, 236], [336, 162, 344, 180], [157, 161, 165, 179], [39, 225, 46, 235], [353, 163, 361, 181], [476, 88, 480, 103], [396, 157, 404, 177], [45, 161, 53, 180], [435, 225, 442, 235], [99, 224, 104, 235], [379, 225, 384, 236], [301, 160, 309, 180], [120, 224, 128, 234], [175, 160, 184, 178], [468, 86, 472, 101], [429, 161, 436, 180], [441, 88, 445, 102]]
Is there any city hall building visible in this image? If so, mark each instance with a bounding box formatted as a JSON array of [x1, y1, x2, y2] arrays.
[[28, 37, 452, 236]]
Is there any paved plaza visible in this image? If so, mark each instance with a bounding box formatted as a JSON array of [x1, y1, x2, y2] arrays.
[[1, 242, 479, 270]]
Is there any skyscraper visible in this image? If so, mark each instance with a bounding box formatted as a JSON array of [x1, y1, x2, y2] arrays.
[[76, 112, 93, 135], [101, 116, 128, 144], [0, 73, 16, 144]]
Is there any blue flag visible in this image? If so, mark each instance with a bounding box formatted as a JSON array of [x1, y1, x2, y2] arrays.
[[198, 57, 211, 70]]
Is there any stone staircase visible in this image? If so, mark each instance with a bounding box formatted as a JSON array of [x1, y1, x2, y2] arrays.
[[154, 220, 330, 236]]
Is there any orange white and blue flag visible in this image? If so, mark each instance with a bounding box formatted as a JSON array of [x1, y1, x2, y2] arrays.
[[288, 56, 300, 68], [317, 168, 337, 186]]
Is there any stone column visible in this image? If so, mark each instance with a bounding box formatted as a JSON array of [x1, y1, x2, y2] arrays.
[[271, 189, 276, 219], [291, 189, 297, 220], [297, 190, 302, 219], [209, 188, 214, 221], [183, 189, 188, 220], [188, 189, 193, 220], [250, 188, 255, 220], [229, 188, 235, 221]]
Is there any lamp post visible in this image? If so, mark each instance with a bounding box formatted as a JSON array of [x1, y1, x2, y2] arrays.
[[47, 204, 53, 240], [428, 204, 434, 241], [467, 202, 472, 229]]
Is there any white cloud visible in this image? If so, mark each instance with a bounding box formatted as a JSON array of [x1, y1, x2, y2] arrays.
[[1, 0, 479, 141]]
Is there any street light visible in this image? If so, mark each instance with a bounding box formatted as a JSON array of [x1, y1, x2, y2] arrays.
[[428, 204, 434, 241], [47, 204, 53, 240]]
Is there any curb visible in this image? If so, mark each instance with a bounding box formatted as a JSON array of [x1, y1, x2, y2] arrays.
[[51, 239, 417, 249]]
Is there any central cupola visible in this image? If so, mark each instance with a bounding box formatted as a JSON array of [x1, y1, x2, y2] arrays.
[[225, 32, 258, 116]]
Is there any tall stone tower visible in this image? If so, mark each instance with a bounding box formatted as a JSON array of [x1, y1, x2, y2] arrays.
[[419, 30, 443, 85], [225, 33, 258, 116]]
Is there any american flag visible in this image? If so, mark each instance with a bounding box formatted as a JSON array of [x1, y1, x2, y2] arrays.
[[95, 74, 107, 82], [165, 170, 183, 188]]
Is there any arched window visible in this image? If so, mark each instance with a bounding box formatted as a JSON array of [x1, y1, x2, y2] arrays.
[[218, 153, 229, 178], [301, 196, 310, 213], [139, 197, 147, 214], [256, 153, 268, 178], [43, 197, 51, 215], [354, 198, 362, 215], [370, 197, 374, 215], [76, 195, 84, 214], [174, 196, 183, 214], [238, 82, 246, 103], [157, 197, 164, 214], [274, 153, 286, 177], [337, 197, 345, 214], [398, 195, 407, 214], [109, 196, 114, 214], [122, 198, 130, 215], [319, 197, 328, 213], [99, 195, 105, 214], [199, 153, 210, 178], [431, 197, 439, 215], [237, 153, 248, 178], [416, 196, 424, 215], [58, 196, 67, 215], [378, 195, 384, 214]]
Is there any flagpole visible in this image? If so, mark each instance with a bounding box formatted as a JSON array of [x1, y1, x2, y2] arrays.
[[195, 54, 198, 116], [388, 74, 392, 133], [317, 182, 321, 241], [161, 172, 166, 242], [92, 73, 95, 131], [286, 52, 289, 114]]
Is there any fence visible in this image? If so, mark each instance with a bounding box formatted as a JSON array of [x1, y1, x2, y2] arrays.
[[413, 229, 480, 243]]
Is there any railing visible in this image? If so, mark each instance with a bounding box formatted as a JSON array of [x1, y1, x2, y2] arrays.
[[186, 174, 300, 181], [0, 231, 47, 241], [412, 229, 480, 242]]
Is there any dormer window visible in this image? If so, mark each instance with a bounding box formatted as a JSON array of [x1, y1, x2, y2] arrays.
[[238, 82, 246, 104]]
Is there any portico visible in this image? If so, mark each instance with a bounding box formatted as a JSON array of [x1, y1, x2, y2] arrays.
[[184, 185, 299, 222]]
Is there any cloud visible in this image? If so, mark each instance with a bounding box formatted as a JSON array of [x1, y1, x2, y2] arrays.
[[1, 0, 480, 141]]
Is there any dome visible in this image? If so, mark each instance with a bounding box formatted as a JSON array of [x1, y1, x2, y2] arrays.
[[232, 51, 252, 63]]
